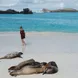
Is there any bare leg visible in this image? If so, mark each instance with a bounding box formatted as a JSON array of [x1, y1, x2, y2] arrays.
[[21, 39, 26, 52], [21, 39, 26, 46]]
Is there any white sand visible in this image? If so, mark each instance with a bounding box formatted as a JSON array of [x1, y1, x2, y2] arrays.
[[0, 32, 78, 78]]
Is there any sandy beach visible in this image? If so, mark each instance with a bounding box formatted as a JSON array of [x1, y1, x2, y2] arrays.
[[0, 32, 78, 78]]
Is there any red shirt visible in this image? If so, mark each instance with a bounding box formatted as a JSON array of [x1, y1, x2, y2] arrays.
[[20, 30, 25, 39]]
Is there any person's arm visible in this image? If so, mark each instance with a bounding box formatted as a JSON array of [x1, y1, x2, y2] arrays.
[[20, 31, 21, 34]]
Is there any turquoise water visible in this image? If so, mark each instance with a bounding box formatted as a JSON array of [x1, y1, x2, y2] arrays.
[[0, 12, 78, 32]]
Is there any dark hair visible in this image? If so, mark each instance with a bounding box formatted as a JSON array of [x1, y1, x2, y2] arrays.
[[20, 26, 23, 29]]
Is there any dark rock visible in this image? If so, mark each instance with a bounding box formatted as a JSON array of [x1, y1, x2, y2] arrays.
[[20, 8, 33, 14], [0, 8, 33, 14], [0, 9, 19, 14]]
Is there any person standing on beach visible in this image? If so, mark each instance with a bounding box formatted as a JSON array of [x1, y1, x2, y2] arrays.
[[20, 26, 26, 46]]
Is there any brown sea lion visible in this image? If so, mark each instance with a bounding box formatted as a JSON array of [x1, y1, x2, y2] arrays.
[[9, 59, 46, 76]]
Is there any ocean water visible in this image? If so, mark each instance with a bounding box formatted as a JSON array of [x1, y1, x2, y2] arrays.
[[0, 12, 78, 32]]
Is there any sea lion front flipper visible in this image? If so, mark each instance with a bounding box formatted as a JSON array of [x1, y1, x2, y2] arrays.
[[42, 68, 48, 75]]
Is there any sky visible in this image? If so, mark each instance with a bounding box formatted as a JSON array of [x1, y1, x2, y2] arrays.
[[0, 0, 78, 12]]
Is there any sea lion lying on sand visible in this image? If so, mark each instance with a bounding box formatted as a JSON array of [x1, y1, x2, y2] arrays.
[[43, 61, 58, 75], [0, 52, 23, 60], [8, 59, 58, 76], [9, 59, 47, 76]]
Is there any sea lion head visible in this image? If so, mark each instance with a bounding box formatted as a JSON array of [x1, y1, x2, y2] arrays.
[[48, 61, 58, 68], [19, 52, 23, 55]]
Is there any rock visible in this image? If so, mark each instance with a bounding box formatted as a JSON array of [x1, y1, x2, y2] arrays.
[[0, 8, 33, 14], [20, 8, 33, 14], [42, 8, 78, 13], [0, 9, 19, 14]]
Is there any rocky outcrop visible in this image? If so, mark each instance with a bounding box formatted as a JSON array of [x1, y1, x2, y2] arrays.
[[20, 8, 33, 14], [42, 8, 78, 13], [0, 8, 33, 14], [0, 9, 19, 14]]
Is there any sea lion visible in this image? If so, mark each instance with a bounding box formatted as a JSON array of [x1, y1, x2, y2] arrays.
[[9, 59, 46, 76], [0, 52, 23, 60], [43, 61, 58, 75]]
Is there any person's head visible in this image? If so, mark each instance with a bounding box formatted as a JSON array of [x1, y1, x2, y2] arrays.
[[20, 26, 23, 30]]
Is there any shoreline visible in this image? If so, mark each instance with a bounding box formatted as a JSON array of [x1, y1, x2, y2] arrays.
[[0, 31, 78, 37], [0, 31, 78, 34]]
